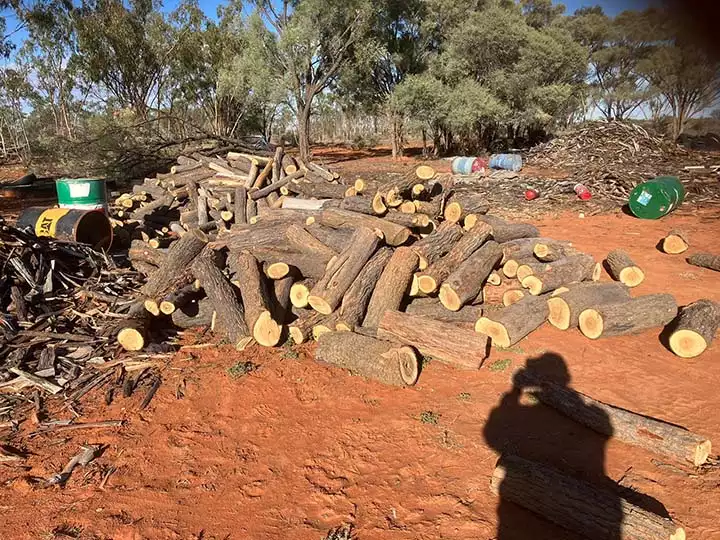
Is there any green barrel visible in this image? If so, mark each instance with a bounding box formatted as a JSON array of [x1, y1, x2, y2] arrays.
[[55, 177, 108, 211], [628, 176, 685, 219]]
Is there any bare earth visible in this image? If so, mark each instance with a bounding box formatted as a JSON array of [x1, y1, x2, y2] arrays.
[[1, 154, 719, 540]]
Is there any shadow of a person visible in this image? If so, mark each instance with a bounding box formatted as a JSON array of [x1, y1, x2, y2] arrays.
[[483, 353, 623, 540]]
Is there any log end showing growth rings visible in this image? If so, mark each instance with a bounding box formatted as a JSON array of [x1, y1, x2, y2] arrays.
[[144, 299, 160, 316], [578, 309, 603, 339], [669, 329, 708, 359], [117, 328, 145, 351], [547, 297, 571, 330], [619, 266, 645, 287], [308, 295, 333, 315], [265, 262, 290, 280], [693, 440, 712, 467], [439, 284, 462, 311], [385, 346, 420, 385], [290, 283, 311, 308], [415, 165, 436, 180], [417, 275, 438, 294], [253, 311, 282, 347], [475, 318, 510, 348]]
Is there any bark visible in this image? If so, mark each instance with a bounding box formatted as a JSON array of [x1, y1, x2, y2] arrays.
[[341, 194, 387, 216], [319, 208, 410, 246], [337, 247, 393, 331], [284, 223, 338, 260], [128, 240, 167, 268], [315, 331, 419, 387], [308, 227, 380, 314], [662, 229, 689, 254], [160, 283, 200, 315], [363, 247, 419, 329], [475, 294, 550, 348], [382, 211, 430, 229], [417, 222, 493, 294], [669, 299, 720, 358], [547, 282, 631, 330], [288, 310, 325, 344], [405, 298, 483, 324], [606, 249, 645, 287], [475, 214, 540, 243], [250, 169, 305, 200], [270, 275, 294, 324], [688, 253, 720, 272], [234, 186, 247, 225], [305, 224, 355, 253], [520, 254, 600, 295], [171, 298, 214, 329], [411, 221, 464, 270], [285, 179, 352, 200], [443, 193, 490, 224], [377, 172, 419, 207], [533, 240, 578, 262], [141, 230, 208, 301], [290, 278, 316, 309], [579, 294, 678, 339], [439, 241, 503, 311], [491, 454, 686, 540], [378, 311, 488, 370], [413, 198, 443, 218]]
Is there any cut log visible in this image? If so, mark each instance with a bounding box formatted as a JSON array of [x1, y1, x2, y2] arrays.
[[315, 331, 419, 387], [415, 165, 436, 180], [116, 304, 151, 352], [171, 298, 214, 329], [399, 200, 417, 213], [606, 249, 645, 287], [319, 208, 411, 246], [502, 289, 525, 306], [378, 311, 488, 370], [516, 369, 711, 467], [662, 229, 689, 254], [128, 240, 167, 268], [382, 211, 430, 229], [304, 224, 355, 253], [377, 173, 420, 207], [270, 275, 294, 324], [444, 193, 489, 224], [405, 298, 483, 324], [533, 240, 577, 262], [312, 313, 340, 341], [413, 199, 442, 217], [249, 248, 331, 280], [141, 229, 208, 300], [669, 299, 720, 358], [284, 223, 337, 260], [491, 454, 686, 540], [579, 294, 678, 339], [547, 282, 631, 330], [337, 247, 393, 331], [288, 310, 325, 344], [308, 227, 380, 314], [439, 241, 503, 311], [487, 271, 502, 286], [234, 186, 247, 225], [687, 253, 720, 272], [520, 254, 601, 295], [229, 252, 282, 347], [341, 194, 386, 215], [280, 197, 335, 212], [285, 178, 350, 199], [417, 222, 493, 294], [475, 294, 549, 348], [411, 221, 464, 270], [159, 283, 199, 315], [209, 222, 292, 251], [249, 170, 305, 201], [474, 214, 540, 243], [290, 278, 316, 308], [191, 252, 252, 350], [363, 247, 419, 329]]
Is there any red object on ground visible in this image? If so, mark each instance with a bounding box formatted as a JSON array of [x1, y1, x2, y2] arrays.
[[525, 189, 539, 201], [574, 183, 592, 200], [471, 158, 487, 173]]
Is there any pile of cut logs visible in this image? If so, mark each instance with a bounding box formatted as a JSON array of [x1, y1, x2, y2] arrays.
[[111, 149, 720, 384]]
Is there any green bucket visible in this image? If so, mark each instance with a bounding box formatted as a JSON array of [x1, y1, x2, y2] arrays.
[[628, 176, 685, 220], [55, 177, 108, 211]]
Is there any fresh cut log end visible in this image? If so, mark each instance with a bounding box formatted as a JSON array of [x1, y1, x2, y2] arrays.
[[438, 284, 462, 311], [578, 309, 603, 339], [415, 165, 436, 180], [503, 260, 520, 278], [289, 326, 305, 345], [253, 310, 282, 347], [592, 262, 602, 281], [417, 275, 438, 294], [669, 329, 708, 358], [487, 271, 502, 286], [520, 275, 542, 296], [619, 265, 645, 287], [475, 318, 511, 348], [265, 262, 290, 280], [290, 282, 311, 308], [463, 214, 478, 231], [503, 289, 525, 307], [669, 299, 720, 358], [308, 295, 333, 315], [144, 299, 161, 316], [159, 300, 176, 315], [444, 202, 462, 223], [547, 297, 571, 330], [663, 230, 689, 254], [117, 327, 146, 351]]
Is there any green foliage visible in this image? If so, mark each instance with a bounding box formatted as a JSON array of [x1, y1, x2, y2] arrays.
[[228, 361, 258, 379], [419, 410, 440, 425], [488, 358, 512, 372]]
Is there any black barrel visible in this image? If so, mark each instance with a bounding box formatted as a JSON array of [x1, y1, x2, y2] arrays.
[[16, 207, 113, 249]]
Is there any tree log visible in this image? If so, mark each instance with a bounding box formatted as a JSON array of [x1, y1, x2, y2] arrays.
[[270, 275, 294, 324], [129, 240, 167, 268], [382, 211, 430, 229], [290, 278, 316, 308], [476, 294, 549, 348], [687, 253, 720, 272], [662, 229, 689, 254], [337, 247, 393, 331], [533, 240, 578, 262], [443, 192, 489, 223], [377, 173, 420, 207], [413, 198, 443, 217], [319, 208, 410, 246], [116, 303, 151, 352], [579, 294, 678, 339], [285, 223, 338, 259], [491, 454, 686, 540], [288, 310, 325, 344], [606, 249, 645, 287], [171, 298, 214, 329], [378, 311, 488, 370], [547, 282, 631, 330], [411, 221, 464, 270], [520, 254, 601, 295], [191, 252, 251, 350], [308, 227, 380, 314], [363, 247, 419, 329], [305, 224, 355, 253], [160, 283, 200, 315], [315, 331, 419, 387], [417, 222, 493, 293], [234, 186, 247, 225], [405, 298, 483, 324], [340, 194, 387, 215], [230, 252, 282, 347], [440, 241, 503, 311], [516, 369, 711, 466], [669, 299, 720, 358], [285, 179, 352, 199], [312, 313, 340, 341], [249, 247, 332, 280], [475, 214, 540, 243], [502, 289, 525, 306]]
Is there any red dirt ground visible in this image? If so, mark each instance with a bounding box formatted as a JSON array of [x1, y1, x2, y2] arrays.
[[1, 155, 720, 540]]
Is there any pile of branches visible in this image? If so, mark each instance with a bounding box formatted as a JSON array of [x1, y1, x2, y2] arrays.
[[526, 121, 718, 203]]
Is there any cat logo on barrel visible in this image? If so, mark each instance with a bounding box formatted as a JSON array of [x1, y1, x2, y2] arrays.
[[34, 209, 69, 238]]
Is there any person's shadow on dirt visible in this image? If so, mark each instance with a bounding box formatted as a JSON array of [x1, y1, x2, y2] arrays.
[[483, 353, 623, 540]]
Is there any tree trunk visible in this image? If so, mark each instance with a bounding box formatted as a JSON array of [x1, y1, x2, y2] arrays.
[[405, 298, 483, 324], [547, 282, 631, 330], [288, 310, 326, 344], [519, 255, 601, 296], [669, 299, 720, 358], [363, 247, 419, 329], [476, 294, 550, 348], [298, 102, 312, 161], [378, 311, 488, 370], [491, 454, 686, 540], [391, 114, 404, 159], [579, 294, 678, 339], [440, 241, 503, 311], [319, 208, 411, 246], [662, 229, 689, 254], [474, 215, 540, 243], [411, 221, 464, 270], [605, 249, 645, 287], [688, 253, 720, 272], [315, 331, 419, 387], [337, 247, 393, 331], [171, 297, 214, 329]]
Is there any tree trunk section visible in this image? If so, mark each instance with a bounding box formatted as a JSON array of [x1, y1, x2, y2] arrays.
[[411, 221, 464, 270], [315, 331, 419, 387], [341, 194, 387, 216], [440, 241, 502, 311], [171, 298, 214, 329], [475, 214, 540, 243], [669, 299, 720, 358], [363, 247, 419, 329], [290, 278, 316, 308], [520, 255, 600, 295], [662, 229, 689, 254], [443, 192, 489, 224], [688, 253, 720, 272], [533, 240, 578, 262], [476, 294, 549, 348], [579, 294, 678, 339], [288, 310, 325, 344], [319, 208, 410, 246], [284, 223, 337, 260], [405, 298, 483, 324], [547, 282, 631, 330], [383, 211, 430, 229], [378, 311, 488, 370], [337, 247, 393, 331], [606, 249, 645, 287]]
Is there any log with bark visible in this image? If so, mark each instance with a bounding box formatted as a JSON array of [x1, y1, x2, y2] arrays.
[[688, 253, 720, 272], [532, 240, 578, 262], [439, 241, 502, 311], [340, 194, 387, 215], [546, 282, 631, 330], [519, 254, 601, 295], [115, 303, 151, 352], [308, 227, 380, 314], [475, 294, 549, 348], [288, 310, 326, 344], [171, 298, 214, 329], [382, 211, 430, 229], [363, 247, 419, 329], [474, 214, 540, 243], [605, 249, 645, 287], [315, 331, 419, 387], [290, 278, 316, 308], [662, 229, 689, 254], [377, 172, 422, 207], [319, 208, 411, 246], [284, 178, 353, 199], [668, 299, 720, 358], [443, 192, 489, 224], [491, 454, 686, 540], [502, 289, 525, 306], [410, 221, 464, 270], [516, 369, 711, 466], [378, 310, 488, 370], [284, 223, 338, 260], [128, 240, 167, 268], [578, 294, 678, 339], [159, 282, 200, 315], [417, 222, 493, 293]]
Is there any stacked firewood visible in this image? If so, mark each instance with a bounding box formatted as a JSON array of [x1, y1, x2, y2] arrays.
[[110, 150, 720, 388]]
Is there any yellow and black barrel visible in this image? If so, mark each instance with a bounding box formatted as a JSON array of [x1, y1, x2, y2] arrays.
[[16, 207, 113, 250]]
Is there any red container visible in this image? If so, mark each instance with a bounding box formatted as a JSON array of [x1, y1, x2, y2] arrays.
[[471, 158, 488, 173], [525, 189, 539, 201], [574, 183, 592, 201]]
